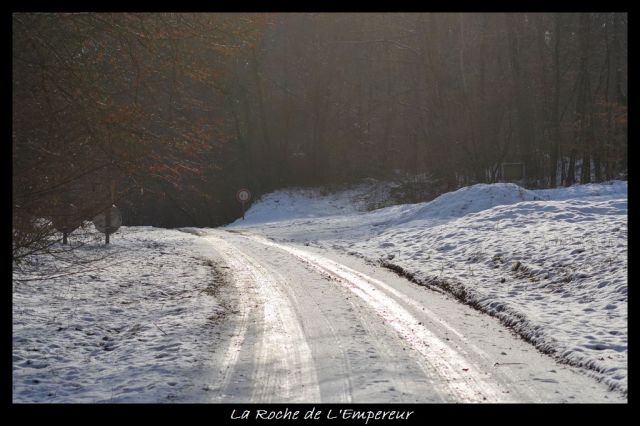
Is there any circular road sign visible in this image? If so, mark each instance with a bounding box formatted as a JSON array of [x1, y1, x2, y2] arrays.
[[93, 205, 122, 234], [236, 188, 251, 203]]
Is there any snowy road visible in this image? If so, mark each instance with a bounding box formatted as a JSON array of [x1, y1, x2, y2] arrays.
[[193, 229, 623, 403]]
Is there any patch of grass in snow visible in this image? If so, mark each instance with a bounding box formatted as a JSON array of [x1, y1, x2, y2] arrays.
[[201, 258, 228, 298], [199, 258, 236, 325]]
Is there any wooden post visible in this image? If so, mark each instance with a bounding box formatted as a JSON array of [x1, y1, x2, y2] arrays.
[[105, 206, 111, 245], [105, 179, 115, 245]]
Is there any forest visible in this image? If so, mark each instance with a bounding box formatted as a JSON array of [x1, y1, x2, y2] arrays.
[[12, 13, 628, 261]]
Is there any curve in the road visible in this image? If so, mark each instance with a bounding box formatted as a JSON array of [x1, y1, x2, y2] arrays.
[[197, 230, 622, 403]]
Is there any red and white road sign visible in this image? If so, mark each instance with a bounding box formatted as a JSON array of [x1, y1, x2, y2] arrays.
[[236, 188, 251, 203]]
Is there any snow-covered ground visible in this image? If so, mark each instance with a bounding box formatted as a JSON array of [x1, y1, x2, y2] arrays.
[[228, 181, 628, 394], [12, 227, 226, 403], [12, 180, 627, 402]]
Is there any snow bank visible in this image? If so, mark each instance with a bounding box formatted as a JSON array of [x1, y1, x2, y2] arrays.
[[234, 188, 363, 225], [233, 182, 545, 228], [401, 183, 542, 221], [235, 180, 628, 394], [13, 227, 225, 402], [229, 181, 398, 227], [535, 180, 628, 201]]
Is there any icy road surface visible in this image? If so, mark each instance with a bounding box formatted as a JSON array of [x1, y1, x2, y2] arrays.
[[190, 229, 622, 403]]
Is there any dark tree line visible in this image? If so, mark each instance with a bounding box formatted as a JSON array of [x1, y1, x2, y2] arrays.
[[239, 13, 627, 190], [13, 13, 627, 260]]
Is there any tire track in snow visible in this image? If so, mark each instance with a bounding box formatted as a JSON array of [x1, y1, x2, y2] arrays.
[[204, 238, 251, 401], [243, 235, 513, 403], [256, 263, 353, 403], [207, 236, 321, 403]]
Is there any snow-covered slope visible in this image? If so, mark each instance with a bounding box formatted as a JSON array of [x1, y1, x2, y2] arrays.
[[396, 183, 541, 221], [231, 181, 400, 226], [237, 188, 365, 225], [230, 180, 628, 393]]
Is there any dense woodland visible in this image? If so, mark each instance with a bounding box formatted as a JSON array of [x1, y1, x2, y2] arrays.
[[13, 13, 627, 260]]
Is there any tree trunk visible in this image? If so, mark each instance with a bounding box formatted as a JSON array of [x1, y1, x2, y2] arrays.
[[578, 13, 593, 184], [550, 13, 562, 187], [250, 48, 273, 187], [505, 14, 536, 185]]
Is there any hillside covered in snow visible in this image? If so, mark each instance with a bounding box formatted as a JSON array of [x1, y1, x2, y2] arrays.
[[229, 180, 628, 393]]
